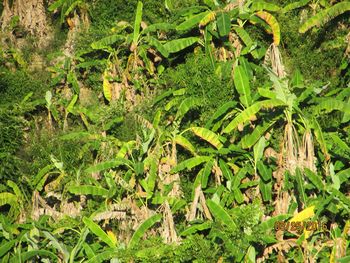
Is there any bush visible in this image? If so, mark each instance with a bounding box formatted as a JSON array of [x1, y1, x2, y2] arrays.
[[0, 67, 47, 105], [0, 111, 24, 181], [273, 4, 347, 87], [160, 51, 234, 124]]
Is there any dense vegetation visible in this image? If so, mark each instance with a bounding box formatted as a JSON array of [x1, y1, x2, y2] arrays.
[[0, 0, 349, 262]]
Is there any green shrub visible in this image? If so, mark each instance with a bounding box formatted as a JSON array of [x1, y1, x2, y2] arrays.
[[0, 67, 47, 105], [160, 51, 234, 124], [90, 0, 167, 29], [274, 5, 347, 87], [0, 111, 24, 181], [22, 128, 94, 180]]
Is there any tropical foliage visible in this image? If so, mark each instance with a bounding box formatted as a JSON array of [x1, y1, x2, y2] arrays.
[[0, 0, 349, 262]]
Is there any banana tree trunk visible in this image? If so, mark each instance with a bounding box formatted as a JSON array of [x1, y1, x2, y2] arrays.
[[0, 0, 12, 31], [0, 0, 51, 46]]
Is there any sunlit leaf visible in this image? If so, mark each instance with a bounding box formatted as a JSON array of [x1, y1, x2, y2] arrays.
[[190, 127, 223, 149], [207, 199, 236, 231], [91, 34, 124, 50], [171, 156, 212, 173], [251, 2, 280, 12], [290, 206, 315, 222], [68, 185, 109, 197], [83, 217, 117, 248], [299, 2, 350, 33], [255, 11, 280, 45], [282, 0, 311, 13], [175, 97, 201, 120], [217, 12, 231, 37], [234, 65, 252, 107], [128, 214, 162, 248], [103, 70, 112, 102], [133, 1, 143, 44], [223, 99, 284, 133], [174, 135, 197, 155], [176, 11, 209, 31], [164, 37, 199, 53]]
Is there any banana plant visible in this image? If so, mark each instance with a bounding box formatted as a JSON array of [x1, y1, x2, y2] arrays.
[[88, 2, 174, 102], [0, 180, 27, 221], [299, 2, 350, 33], [220, 68, 325, 162], [206, 95, 275, 203], [298, 1, 350, 62], [63, 94, 78, 131], [0, 217, 90, 263], [153, 86, 265, 219], [90, 2, 174, 75], [81, 213, 162, 262], [170, 123, 252, 210], [81, 101, 189, 244], [83, 128, 157, 201], [66, 173, 117, 201], [212, 67, 337, 213], [0, 217, 61, 262], [205, 198, 292, 262], [45, 91, 60, 131], [32, 155, 67, 194], [89, 1, 287, 103], [282, 0, 312, 13], [89, 1, 206, 73], [170, 0, 281, 65], [49, 56, 80, 92], [48, 0, 89, 27]]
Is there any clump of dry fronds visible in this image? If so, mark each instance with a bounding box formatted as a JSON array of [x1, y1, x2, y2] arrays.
[[264, 44, 286, 78], [257, 239, 297, 263]]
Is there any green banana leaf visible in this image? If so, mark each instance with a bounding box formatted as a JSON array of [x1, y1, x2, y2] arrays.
[[282, 0, 311, 13], [217, 12, 231, 37], [176, 11, 209, 31], [128, 214, 162, 248], [207, 199, 236, 231], [91, 34, 124, 50], [164, 37, 199, 53], [234, 65, 252, 108], [83, 217, 117, 248], [133, 1, 143, 44], [67, 185, 110, 197], [175, 97, 201, 120], [171, 156, 212, 173], [191, 127, 223, 149], [299, 2, 350, 33], [223, 99, 284, 133], [174, 135, 197, 155]]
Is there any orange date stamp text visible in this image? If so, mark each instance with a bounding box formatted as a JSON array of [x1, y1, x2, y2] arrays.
[[274, 221, 327, 234]]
